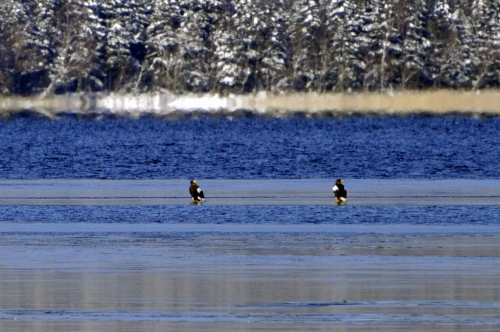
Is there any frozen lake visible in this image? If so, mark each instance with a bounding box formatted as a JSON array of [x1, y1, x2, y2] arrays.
[[1, 223, 500, 331], [2, 179, 500, 206], [2, 112, 500, 331], [1, 179, 500, 331]]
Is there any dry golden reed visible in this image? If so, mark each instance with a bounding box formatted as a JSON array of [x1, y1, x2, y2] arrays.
[[1, 90, 500, 117], [237, 90, 500, 114]]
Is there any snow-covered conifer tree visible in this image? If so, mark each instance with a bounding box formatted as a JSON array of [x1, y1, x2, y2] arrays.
[[0, 0, 52, 94], [326, 0, 364, 91], [100, 0, 150, 92], [430, 0, 465, 88], [354, 0, 402, 91], [175, 0, 211, 92], [211, 1, 246, 93], [149, 0, 226, 92], [468, 0, 500, 89], [3, 0, 500, 94], [288, 0, 331, 91], [0, 1, 15, 93], [177, 0, 230, 92], [144, 0, 185, 92], [232, 0, 290, 93], [43, 0, 106, 95], [396, 0, 430, 89]]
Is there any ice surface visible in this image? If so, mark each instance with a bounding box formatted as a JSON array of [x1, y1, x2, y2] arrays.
[[1, 179, 500, 206], [0, 224, 500, 331], [1, 179, 500, 331]]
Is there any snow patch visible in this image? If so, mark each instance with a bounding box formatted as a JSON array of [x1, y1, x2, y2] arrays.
[[168, 94, 228, 111]]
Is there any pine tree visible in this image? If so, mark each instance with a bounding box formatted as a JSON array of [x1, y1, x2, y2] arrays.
[[0, 0, 52, 94], [327, 0, 365, 91], [144, 0, 185, 92], [211, 1, 244, 93], [480, 1, 500, 88], [352, 0, 399, 91], [3, 0, 500, 94], [289, 0, 330, 91], [100, 0, 150, 92], [232, 0, 289, 93], [43, 0, 106, 95], [398, 0, 431, 89], [174, 0, 211, 92], [430, 0, 465, 88], [0, 1, 15, 93], [176, 0, 229, 92], [469, 0, 500, 89]]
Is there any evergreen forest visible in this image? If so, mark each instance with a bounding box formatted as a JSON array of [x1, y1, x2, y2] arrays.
[[1, 0, 499, 95]]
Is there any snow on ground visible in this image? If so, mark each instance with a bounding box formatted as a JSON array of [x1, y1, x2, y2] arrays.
[[168, 94, 230, 111]]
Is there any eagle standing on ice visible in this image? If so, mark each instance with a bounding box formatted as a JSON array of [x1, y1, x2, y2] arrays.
[[332, 178, 347, 204], [189, 179, 205, 203]]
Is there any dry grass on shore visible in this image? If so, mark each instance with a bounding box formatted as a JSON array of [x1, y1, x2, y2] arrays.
[[237, 90, 500, 114], [1, 90, 500, 117]]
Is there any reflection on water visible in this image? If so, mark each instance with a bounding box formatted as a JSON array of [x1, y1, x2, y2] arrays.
[[1, 230, 499, 331]]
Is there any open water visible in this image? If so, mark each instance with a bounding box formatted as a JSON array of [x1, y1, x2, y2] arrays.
[[1, 114, 500, 179], [1, 112, 500, 331]]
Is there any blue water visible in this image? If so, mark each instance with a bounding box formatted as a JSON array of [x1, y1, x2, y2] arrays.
[[1, 205, 500, 226], [1, 114, 500, 227], [1, 115, 499, 179], [2, 114, 500, 331]]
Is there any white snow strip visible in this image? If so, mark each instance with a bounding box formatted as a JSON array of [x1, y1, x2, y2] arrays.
[[167, 94, 229, 111]]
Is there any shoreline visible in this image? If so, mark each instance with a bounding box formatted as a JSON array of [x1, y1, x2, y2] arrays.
[[2, 91, 500, 118]]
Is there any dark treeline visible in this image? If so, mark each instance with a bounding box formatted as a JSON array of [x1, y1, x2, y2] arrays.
[[1, 0, 500, 95]]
